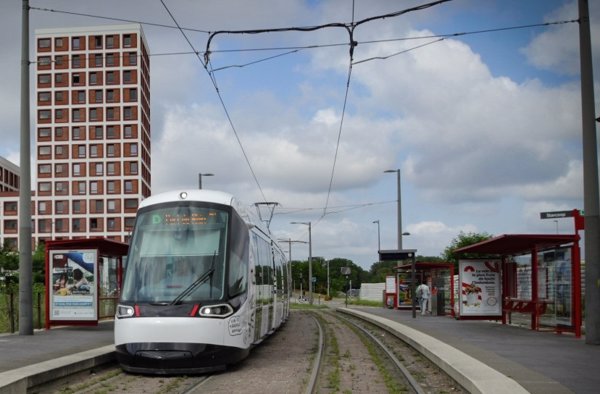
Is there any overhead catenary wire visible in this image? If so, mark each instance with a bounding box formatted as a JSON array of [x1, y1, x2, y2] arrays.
[[29, 1, 580, 232], [159, 0, 268, 203]]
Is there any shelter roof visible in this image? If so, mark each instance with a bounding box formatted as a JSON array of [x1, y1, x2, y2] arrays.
[[454, 234, 579, 256], [46, 237, 129, 255]]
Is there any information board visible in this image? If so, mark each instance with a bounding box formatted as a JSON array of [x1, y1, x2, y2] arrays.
[[49, 249, 97, 321], [459, 260, 502, 317]]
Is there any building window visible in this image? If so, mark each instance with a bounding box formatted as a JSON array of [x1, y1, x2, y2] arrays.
[[107, 125, 116, 138], [55, 91, 64, 103], [125, 180, 133, 193], [77, 146, 86, 158], [129, 88, 138, 102], [38, 127, 51, 138], [55, 163, 67, 175], [73, 163, 81, 176], [38, 92, 51, 102], [124, 125, 133, 138], [107, 218, 116, 230], [72, 73, 81, 85], [72, 37, 80, 49], [89, 72, 98, 85], [78, 182, 86, 195], [95, 90, 103, 103], [129, 143, 138, 156], [72, 218, 82, 232], [124, 199, 138, 210], [95, 163, 104, 175], [55, 182, 67, 194], [72, 200, 82, 214], [55, 73, 63, 84], [106, 53, 114, 66], [106, 71, 115, 84], [55, 201, 65, 214], [106, 107, 115, 120], [72, 55, 81, 68], [55, 37, 63, 48], [107, 181, 116, 193], [124, 107, 132, 120], [107, 144, 116, 157], [38, 201, 47, 213], [129, 161, 138, 175], [90, 218, 98, 230], [38, 74, 51, 84], [128, 52, 137, 65], [38, 38, 51, 48], [90, 145, 99, 158], [90, 181, 98, 194], [39, 110, 51, 120], [94, 54, 103, 67], [39, 182, 51, 192], [39, 164, 51, 174], [107, 162, 116, 175], [72, 109, 80, 122], [123, 34, 132, 47], [123, 70, 132, 83], [94, 126, 103, 139], [106, 35, 114, 48], [72, 126, 82, 140], [94, 35, 102, 48], [107, 200, 117, 212], [90, 108, 98, 121], [38, 56, 51, 66]]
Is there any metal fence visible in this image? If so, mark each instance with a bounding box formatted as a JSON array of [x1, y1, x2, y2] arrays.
[[0, 287, 45, 333]]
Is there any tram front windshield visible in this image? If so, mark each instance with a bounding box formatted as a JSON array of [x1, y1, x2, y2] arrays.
[[121, 204, 228, 304]]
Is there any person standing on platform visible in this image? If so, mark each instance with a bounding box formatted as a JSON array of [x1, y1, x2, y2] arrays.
[[416, 280, 431, 315]]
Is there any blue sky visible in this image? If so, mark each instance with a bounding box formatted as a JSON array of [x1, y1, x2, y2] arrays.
[[0, 0, 598, 269]]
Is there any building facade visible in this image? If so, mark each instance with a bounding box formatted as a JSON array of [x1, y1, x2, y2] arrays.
[[0, 24, 151, 250]]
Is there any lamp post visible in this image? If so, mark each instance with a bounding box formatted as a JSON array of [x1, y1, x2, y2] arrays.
[[373, 220, 381, 253], [384, 169, 402, 251], [198, 173, 214, 189], [291, 221, 312, 304]]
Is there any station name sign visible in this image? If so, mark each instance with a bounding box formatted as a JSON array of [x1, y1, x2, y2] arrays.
[[540, 210, 579, 219]]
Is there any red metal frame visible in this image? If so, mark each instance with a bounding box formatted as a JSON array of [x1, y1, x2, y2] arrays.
[[44, 238, 128, 329], [456, 232, 582, 337]]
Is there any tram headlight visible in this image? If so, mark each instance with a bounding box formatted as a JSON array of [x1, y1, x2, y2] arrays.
[[116, 304, 135, 319], [199, 303, 234, 318]]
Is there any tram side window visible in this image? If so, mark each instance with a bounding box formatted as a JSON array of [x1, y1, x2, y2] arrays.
[[228, 213, 249, 296]]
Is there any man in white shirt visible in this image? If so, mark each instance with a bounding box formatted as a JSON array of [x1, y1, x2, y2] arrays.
[[416, 281, 431, 315]]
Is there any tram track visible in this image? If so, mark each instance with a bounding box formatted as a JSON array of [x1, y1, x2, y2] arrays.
[[36, 309, 464, 393]]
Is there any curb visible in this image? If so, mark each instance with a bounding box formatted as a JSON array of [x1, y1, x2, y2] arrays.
[[0, 345, 115, 394]]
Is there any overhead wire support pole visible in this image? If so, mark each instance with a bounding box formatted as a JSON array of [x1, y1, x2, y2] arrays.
[[578, 0, 600, 345], [19, 0, 33, 336]]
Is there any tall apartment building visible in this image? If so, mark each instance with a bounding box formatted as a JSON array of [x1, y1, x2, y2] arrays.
[[1, 24, 151, 249]]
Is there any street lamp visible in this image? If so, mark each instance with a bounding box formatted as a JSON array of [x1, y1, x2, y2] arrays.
[[384, 169, 402, 251], [198, 173, 214, 189], [372, 220, 381, 252], [291, 221, 312, 305]]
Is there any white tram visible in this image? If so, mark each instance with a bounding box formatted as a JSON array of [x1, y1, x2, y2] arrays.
[[114, 190, 290, 374]]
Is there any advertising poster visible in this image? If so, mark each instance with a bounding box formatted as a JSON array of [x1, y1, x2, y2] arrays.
[[49, 249, 97, 321], [459, 260, 501, 317]]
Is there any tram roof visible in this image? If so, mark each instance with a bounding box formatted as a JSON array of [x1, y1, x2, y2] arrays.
[[140, 189, 236, 209]]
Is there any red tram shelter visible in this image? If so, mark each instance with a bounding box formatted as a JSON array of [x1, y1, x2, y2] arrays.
[[45, 238, 128, 328], [455, 233, 582, 337]]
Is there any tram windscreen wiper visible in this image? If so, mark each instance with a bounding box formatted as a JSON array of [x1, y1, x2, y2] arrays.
[[170, 252, 217, 305]]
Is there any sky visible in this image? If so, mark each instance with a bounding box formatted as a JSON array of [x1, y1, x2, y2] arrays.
[[0, 0, 598, 270]]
